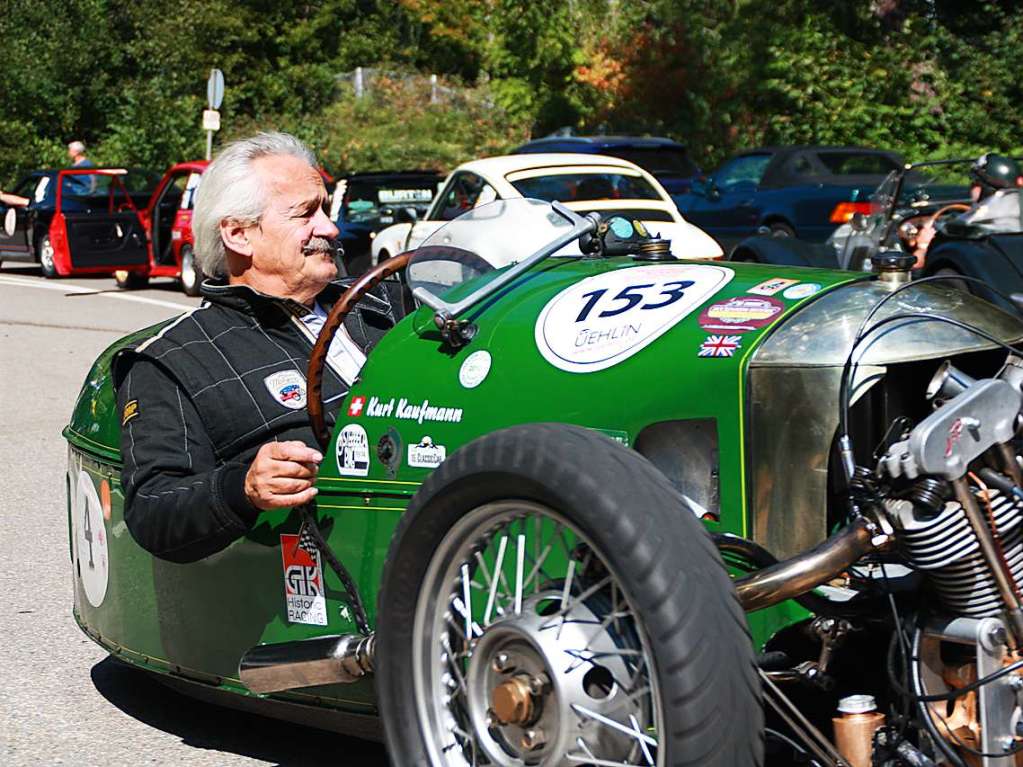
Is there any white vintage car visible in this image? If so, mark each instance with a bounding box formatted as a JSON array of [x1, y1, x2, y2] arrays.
[[370, 153, 722, 266]]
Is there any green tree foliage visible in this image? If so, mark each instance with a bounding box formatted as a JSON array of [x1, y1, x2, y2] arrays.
[[1, 0, 1021, 185]]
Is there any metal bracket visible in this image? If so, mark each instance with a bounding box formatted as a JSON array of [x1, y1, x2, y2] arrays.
[[924, 616, 1018, 766]]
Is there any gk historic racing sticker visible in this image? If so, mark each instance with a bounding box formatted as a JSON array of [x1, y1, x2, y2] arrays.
[[408, 436, 447, 469], [698, 334, 742, 358], [72, 469, 109, 608], [336, 423, 370, 477], [698, 295, 783, 333], [264, 369, 307, 410], [748, 277, 799, 296], [782, 282, 822, 300], [459, 350, 492, 389], [280, 533, 328, 626], [535, 264, 734, 373]]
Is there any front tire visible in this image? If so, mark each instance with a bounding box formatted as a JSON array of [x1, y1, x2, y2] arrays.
[[179, 245, 202, 297], [377, 423, 762, 767], [38, 235, 57, 277]]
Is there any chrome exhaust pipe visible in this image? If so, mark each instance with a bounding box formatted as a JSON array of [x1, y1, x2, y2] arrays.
[[239, 633, 375, 694], [734, 517, 884, 613]]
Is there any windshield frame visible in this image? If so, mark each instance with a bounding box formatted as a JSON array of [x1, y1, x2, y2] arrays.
[[412, 200, 597, 321]]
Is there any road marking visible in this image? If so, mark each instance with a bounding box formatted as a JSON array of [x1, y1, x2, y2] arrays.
[[0, 275, 192, 311]]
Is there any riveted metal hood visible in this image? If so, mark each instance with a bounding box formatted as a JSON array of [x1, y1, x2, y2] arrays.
[[751, 280, 1023, 369]]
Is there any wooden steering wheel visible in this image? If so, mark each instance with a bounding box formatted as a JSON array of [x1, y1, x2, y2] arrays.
[[907, 203, 972, 266], [925, 202, 971, 228], [306, 253, 411, 452]]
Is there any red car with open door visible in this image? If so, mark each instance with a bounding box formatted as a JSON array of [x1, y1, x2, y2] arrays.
[[114, 160, 208, 296], [4, 168, 154, 278]]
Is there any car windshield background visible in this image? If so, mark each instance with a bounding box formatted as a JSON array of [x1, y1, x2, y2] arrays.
[[816, 151, 900, 176], [508, 171, 661, 202], [715, 154, 771, 189], [344, 178, 436, 223], [436, 172, 497, 222], [608, 148, 699, 177]]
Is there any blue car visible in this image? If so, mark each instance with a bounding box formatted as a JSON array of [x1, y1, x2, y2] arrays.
[[513, 134, 701, 196], [672, 145, 903, 254]]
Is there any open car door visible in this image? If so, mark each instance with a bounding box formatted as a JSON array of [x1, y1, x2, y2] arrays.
[[58, 170, 149, 271]]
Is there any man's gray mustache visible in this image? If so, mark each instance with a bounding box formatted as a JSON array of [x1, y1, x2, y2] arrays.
[[302, 237, 340, 257]]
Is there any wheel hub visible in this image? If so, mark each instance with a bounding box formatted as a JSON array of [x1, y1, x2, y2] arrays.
[[465, 590, 647, 766]]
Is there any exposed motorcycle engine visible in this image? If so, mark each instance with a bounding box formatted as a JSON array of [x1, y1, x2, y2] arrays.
[[887, 487, 1023, 618]]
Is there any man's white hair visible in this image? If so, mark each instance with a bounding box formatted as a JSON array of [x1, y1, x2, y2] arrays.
[[67, 140, 86, 154], [192, 132, 317, 278]]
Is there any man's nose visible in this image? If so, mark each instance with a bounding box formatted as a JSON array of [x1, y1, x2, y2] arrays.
[[312, 206, 339, 240]]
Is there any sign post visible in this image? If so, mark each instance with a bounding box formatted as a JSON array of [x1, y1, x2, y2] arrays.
[[205, 68, 225, 161]]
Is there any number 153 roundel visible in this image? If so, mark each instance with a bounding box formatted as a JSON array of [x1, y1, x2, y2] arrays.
[[535, 264, 734, 373]]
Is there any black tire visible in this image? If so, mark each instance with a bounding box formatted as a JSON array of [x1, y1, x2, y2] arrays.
[[114, 270, 149, 290], [377, 423, 763, 767], [767, 221, 796, 238], [37, 235, 57, 277], [179, 246, 202, 297]]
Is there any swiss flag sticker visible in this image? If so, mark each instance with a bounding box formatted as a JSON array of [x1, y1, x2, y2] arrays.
[[348, 396, 366, 416]]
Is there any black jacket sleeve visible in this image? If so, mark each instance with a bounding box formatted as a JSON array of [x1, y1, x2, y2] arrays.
[[117, 356, 261, 563]]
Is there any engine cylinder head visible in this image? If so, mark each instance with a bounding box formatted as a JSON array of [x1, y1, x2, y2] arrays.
[[888, 488, 1023, 618]]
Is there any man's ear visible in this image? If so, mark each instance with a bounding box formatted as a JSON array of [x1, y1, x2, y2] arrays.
[[220, 219, 255, 257]]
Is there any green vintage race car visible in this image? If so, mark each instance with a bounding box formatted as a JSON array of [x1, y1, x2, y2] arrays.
[[66, 199, 1023, 766]]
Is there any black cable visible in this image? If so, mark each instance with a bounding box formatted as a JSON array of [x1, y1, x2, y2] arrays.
[[297, 502, 371, 636], [913, 658, 1023, 703]]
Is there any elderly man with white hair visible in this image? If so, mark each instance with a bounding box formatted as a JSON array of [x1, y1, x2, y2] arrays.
[[114, 132, 401, 562], [67, 140, 94, 168]]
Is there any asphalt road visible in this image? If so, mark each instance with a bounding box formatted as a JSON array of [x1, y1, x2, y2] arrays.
[[0, 266, 388, 766]]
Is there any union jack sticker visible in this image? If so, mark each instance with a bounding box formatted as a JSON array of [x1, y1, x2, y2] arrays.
[[699, 334, 742, 358]]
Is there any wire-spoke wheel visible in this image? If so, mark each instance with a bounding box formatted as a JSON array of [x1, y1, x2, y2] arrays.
[[378, 423, 762, 767]]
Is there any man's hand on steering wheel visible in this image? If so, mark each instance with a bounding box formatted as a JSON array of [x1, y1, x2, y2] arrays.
[[911, 203, 972, 265]]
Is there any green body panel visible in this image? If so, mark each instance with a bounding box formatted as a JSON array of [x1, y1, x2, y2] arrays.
[[64, 258, 862, 713]]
